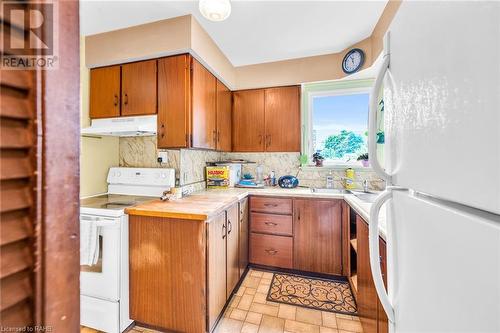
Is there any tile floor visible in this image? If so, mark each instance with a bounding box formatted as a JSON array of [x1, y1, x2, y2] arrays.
[[81, 268, 362, 333], [215, 268, 363, 333], [81, 325, 162, 333]]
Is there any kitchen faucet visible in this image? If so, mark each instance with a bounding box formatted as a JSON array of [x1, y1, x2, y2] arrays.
[[362, 179, 369, 192]]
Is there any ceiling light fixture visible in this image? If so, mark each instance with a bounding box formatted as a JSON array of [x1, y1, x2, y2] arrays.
[[199, 0, 231, 22]]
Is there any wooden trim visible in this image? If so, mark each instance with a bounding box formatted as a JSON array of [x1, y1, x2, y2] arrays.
[[38, 1, 80, 330]]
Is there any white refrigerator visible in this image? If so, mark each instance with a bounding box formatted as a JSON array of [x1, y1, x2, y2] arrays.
[[368, 2, 500, 333]]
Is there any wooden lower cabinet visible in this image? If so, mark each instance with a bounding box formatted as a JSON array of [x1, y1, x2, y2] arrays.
[[356, 215, 388, 333], [226, 204, 239, 298], [129, 215, 207, 333], [377, 239, 389, 333], [249, 196, 343, 274], [208, 212, 227, 331], [293, 199, 343, 275], [129, 202, 242, 333], [238, 197, 249, 277], [250, 233, 293, 268], [249, 196, 293, 269]]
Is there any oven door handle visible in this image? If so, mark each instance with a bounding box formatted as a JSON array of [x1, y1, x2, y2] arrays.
[[80, 215, 120, 228]]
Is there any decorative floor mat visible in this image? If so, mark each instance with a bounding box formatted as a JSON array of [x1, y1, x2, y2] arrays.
[[267, 272, 357, 315]]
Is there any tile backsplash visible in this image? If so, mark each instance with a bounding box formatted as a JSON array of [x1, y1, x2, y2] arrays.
[[119, 137, 385, 193]]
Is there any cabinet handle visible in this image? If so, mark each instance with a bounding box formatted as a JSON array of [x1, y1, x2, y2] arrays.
[[124, 93, 128, 105], [222, 223, 226, 239], [264, 222, 277, 226], [258, 134, 263, 145], [227, 220, 232, 234], [217, 130, 220, 143], [263, 203, 278, 207], [297, 208, 301, 221], [267, 135, 272, 147], [113, 94, 118, 106], [265, 249, 278, 255], [160, 124, 165, 138], [213, 130, 217, 147]]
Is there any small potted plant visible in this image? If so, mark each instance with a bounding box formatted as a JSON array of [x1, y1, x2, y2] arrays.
[[312, 152, 325, 167], [357, 153, 370, 167]]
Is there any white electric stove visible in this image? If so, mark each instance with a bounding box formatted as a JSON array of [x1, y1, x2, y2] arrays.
[[80, 167, 175, 333]]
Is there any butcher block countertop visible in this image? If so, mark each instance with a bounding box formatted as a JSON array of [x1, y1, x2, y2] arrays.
[[125, 187, 387, 239]]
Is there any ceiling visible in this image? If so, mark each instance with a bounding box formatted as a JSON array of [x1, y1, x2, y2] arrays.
[[80, 1, 388, 67]]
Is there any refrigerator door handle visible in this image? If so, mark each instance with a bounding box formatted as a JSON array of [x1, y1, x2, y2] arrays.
[[368, 49, 391, 182], [369, 187, 401, 323]]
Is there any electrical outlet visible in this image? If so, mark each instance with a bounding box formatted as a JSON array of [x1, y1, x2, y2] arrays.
[[157, 151, 168, 163]]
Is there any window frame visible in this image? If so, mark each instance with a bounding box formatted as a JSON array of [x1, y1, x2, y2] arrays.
[[301, 79, 374, 169]]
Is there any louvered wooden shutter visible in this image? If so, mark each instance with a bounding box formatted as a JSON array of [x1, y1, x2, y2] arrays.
[[0, 58, 36, 326], [0, 10, 37, 328], [1, 1, 80, 331]]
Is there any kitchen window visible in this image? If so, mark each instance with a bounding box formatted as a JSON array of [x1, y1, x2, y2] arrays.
[[302, 79, 377, 167]]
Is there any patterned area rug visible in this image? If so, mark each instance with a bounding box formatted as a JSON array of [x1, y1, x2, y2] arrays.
[[266, 272, 357, 315]]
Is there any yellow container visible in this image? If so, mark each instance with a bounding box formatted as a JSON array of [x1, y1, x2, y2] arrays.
[[345, 168, 355, 189], [206, 166, 230, 188]]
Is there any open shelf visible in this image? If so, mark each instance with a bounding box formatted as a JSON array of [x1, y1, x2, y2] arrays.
[[350, 238, 357, 253]]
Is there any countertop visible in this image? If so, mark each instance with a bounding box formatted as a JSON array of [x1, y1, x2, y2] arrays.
[[125, 187, 387, 239]]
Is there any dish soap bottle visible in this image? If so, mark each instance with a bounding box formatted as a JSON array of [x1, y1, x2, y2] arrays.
[[345, 168, 355, 190]]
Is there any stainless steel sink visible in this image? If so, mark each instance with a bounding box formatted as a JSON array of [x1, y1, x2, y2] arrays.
[[310, 188, 350, 194], [349, 190, 380, 203]]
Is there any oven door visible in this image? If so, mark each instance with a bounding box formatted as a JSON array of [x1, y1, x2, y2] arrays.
[[80, 214, 121, 301]]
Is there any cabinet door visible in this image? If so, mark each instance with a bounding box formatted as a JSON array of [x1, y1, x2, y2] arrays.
[[226, 204, 239, 297], [293, 199, 342, 275], [192, 59, 217, 149], [377, 238, 388, 333], [264, 86, 300, 152], [208, 212, 227, 331], [158, 55, 191, 148], [341, 201, 351, 276], [232, 90, 265, 151], [357, 216, 378, 333], [121, 59, 157, 116], [89, 66, 121, 118], [238, 197, 249, 277], [216, 79, 232, 151]]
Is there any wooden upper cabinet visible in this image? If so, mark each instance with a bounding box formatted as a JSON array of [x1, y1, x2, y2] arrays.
[[191, 59, 217, 149], [293, 199, 342, 275], [232, 89, 265, 152], [157, 55, 191, 149], [264, 86, 301, 152], [121, 60, 157, 116], [89, 65, 121, 118], [216, 79, 232, 151]]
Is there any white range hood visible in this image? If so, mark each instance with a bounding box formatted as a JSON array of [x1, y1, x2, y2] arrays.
[[81, 115, 157, 137]]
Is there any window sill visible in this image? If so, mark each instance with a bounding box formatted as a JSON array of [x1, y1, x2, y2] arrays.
[[300, 164, 374, 172]]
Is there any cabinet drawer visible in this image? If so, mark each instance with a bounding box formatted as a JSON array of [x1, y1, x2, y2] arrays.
[[250, 233, 292, 269], [250, 197, 292, 215], [251, 212, 293, 236]]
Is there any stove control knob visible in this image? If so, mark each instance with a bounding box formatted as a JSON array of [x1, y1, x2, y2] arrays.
[[161, 173, 166, 178], [116, 171, 121, 177]]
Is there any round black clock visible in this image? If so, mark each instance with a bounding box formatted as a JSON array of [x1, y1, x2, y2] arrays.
[[342, 48, 365, 74]]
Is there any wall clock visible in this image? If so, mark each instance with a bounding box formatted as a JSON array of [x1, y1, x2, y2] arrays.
[[342, 48, 365, 74]]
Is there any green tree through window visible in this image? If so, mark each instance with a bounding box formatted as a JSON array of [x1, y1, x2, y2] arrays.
[[322, 130, 364, 159]]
